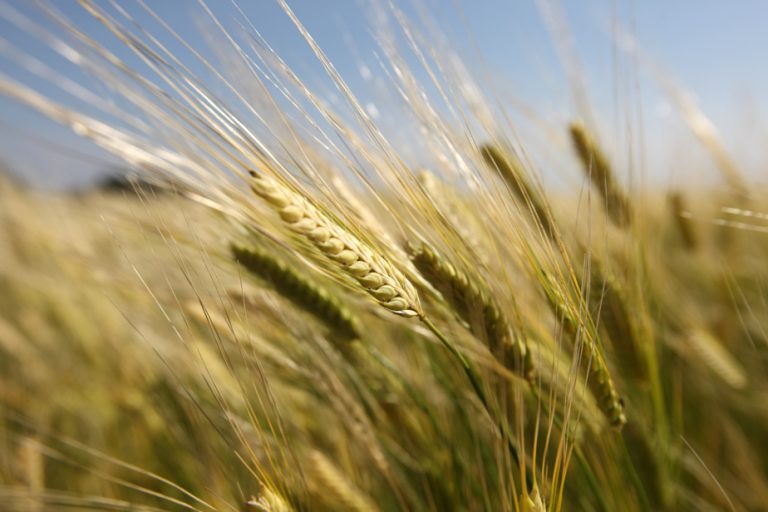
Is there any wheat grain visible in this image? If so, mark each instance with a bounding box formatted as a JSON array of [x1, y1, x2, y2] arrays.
[[686, 328, 747, 389], [520, 485, 546, 512], [588, 262, 648, 381]]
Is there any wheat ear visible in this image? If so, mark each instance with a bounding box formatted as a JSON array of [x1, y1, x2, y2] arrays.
[[543, 272, 626, 427], [588, 264, 648, 381], [668, 191, 699, 250], [410, 243, 533, 379], [245, 489, 294, 512], [568, 121, 632, 227], [686, 328, 747, 389], [480, 144, 556, 239], [309, 451, 380, 512], [248, 171, 422, 318], [231, 243, 360, 341]]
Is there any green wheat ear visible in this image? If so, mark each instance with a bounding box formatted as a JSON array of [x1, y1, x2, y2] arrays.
[[232, 243, 361, 342], [409, 242, 533, 379]]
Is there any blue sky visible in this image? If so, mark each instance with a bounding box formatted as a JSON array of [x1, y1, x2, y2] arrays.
[[1, 0, 767, 189]]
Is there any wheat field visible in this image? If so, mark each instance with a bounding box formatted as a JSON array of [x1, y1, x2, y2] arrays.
[[1, 2, 767, 511]]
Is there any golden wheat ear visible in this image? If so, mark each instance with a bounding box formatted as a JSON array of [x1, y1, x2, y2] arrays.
[[685, 327, 747, 390], [307, 450, 379, 512], [540, 271, 626, 428], [246, 170, 422, 318], [668, 191, 699, 250], [480, 144, 557, 241], [568, 121, 632, 227]]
